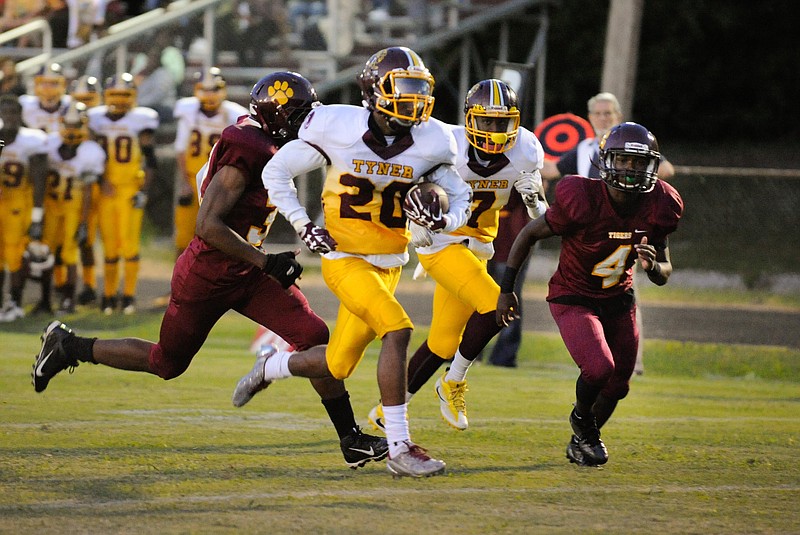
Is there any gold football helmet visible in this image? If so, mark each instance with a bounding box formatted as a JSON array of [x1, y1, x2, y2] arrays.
[[195, 67, 227, 113], [34, 63, 67, 108], [103, 73, 136, 115], [464, 79, 520, 154]]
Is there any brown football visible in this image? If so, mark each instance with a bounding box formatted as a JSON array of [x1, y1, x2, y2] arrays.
[[404, 182, 450, 214]]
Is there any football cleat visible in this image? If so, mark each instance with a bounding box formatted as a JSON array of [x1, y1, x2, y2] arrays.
[[340, 426, 389, 469], [101, 295, 117, 315], [57, 297, 75, 315], [435, 372, 468, 430], [77, 286, 97, 305], [32, 321, 78, 393], [0, 301, 25, 323], [367, 403, 386, 433], [121, 296, 136, 315], [386, 441, 446, 478], [231, 345, 276, 407], [569, 408, 608, 465]]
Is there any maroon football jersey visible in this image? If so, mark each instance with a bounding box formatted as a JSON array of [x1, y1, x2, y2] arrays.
[[545, 175, 683, 300], [188, 116, 280, 277]]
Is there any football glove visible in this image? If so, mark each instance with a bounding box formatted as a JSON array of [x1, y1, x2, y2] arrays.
[[132, 190, 148, 209], [24, 241, 55, 280], [299, 222, 337, 254], [515, 170, 547, 218], [75, 222, 89, 246], [263, 251, 303, 289], [404, 186, 445, 231], [409, 221, 434, 248]]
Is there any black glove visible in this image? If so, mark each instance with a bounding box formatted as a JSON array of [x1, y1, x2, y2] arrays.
[[28, 221, 43, 241], [263, 251, 303, 289], [75, 222, 89, 246]]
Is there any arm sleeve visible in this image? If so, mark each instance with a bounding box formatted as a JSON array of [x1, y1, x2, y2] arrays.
[[261, 139, 328, 233]]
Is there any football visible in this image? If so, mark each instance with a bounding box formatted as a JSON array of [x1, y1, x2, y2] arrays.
[[404, 182, 450, 215]]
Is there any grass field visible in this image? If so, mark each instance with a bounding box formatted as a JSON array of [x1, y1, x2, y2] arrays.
[[2, 311, 799, 534]]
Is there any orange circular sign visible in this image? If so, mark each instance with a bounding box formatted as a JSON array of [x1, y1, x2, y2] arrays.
[[534, 113, 594, 161]]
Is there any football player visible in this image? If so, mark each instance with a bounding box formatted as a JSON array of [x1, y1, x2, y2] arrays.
[[0, 95, 48, 322], [236, 47, 473, 478], [32, 72, 388, 471], [367, 79, 547, 432], [172, 67, 248, 259], [496, 122, 683, 466], [88, 73, 159, 314], [41, 102, 106, 314], [69, 75, 104, 306], [19, 63, 71, 134]]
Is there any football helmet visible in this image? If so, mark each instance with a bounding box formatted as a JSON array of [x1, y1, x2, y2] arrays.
[[598, 122, 661, 193], [357, 46, 435, 127], [195, 67, 227, 113], [249, 71, 318, 142], [60, 102, 89, 145], [103, 73, 137, 116], [464, 79, 520, 154], [70, 75, 102, 108], [34, 63, 66, 108]]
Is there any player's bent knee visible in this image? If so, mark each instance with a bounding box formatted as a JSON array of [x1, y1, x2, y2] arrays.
[[149, 344, 191, 380]]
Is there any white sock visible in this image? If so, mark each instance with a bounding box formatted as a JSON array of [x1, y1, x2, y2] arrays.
[[445, 350, 472, 382], [383, 403, 411, 457], [263, 351, 293, 381]]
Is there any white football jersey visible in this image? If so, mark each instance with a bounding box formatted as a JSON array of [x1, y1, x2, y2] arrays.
[[19, 94, 72, 133], [173, 97, 247, 175], [44, 133, 106, 200], [263, 104, 472, 267], [0, 127, 49, 197], [87, 105, 159, 186], [416, 124, 544, 256]]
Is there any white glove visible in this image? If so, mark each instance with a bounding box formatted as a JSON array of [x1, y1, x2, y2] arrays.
[[515, 170, 548, 218], [515, 170, 543, 203], [409, 221, 434, 247]]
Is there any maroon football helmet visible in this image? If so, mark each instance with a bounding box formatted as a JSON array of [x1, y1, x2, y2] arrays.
[[598, 122, 661, 193], [357, 46, 435, 127], [249, 71, 318, 142]]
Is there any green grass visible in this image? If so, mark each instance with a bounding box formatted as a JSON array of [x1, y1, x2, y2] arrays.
[[2, 312, 799, 534]]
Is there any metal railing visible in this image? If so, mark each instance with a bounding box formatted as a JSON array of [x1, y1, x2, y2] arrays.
[[1, 19, 52, 70], [13, 0, 227, 77]]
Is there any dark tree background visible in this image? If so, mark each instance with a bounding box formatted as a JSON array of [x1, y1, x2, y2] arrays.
[[545, 0, 800, 146]]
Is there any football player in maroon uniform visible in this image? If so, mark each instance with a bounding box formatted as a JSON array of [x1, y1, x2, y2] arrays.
[[32, 72, 388, 470], [496, 122, 683, 467]]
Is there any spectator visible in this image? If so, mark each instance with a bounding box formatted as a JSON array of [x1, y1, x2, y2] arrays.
[[0, 56, 26, 96], [132, 39, 181, 122]]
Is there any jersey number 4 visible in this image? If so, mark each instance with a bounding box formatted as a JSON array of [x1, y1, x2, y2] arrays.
[[592, 245, 631, 288]]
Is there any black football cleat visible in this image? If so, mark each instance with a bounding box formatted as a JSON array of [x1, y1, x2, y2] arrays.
[[32, 321, 79, 393], [340, 426, 389, 469], [569, 408, 609, 465]]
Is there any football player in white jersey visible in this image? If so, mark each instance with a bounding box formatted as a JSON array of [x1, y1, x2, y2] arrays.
[[233, 47, 472, 478], [172, 68, 248, 258], [368, 79, 547, 432], [88, 73, 159, 315], [68, 75, 104, 306], [19, 63, 71, 134], [42, 102, 106, 314], [0, 95, 48, 322]]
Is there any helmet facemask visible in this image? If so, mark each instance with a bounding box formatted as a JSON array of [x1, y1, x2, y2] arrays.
[[60, 103, 89, 145], [600, 145, 660, 193], [372, 69, 435, 127], [465, 107, 520, 154]]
